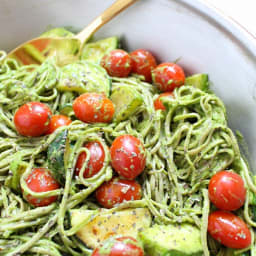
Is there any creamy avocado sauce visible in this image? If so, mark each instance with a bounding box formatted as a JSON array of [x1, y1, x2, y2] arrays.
[[0, 27, 254, 256]]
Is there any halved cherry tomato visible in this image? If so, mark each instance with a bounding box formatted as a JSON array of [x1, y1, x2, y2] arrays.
[[92, 236, 144, 256], [14, 102, 52, 137], [110, 135, 146, 179], [23, 168, 60, 207], [208, 211, 251, 249], [101, 49, 132, 77], [130, 49, 157, 82], [154, 92, 174, 111], [73, 93, 115, 123], [75, 141, 105, 178], [95, 177, 142, 208], [208, 171, 246, 211], [46, 114, 72, 134], [152, 62, 185, 92]]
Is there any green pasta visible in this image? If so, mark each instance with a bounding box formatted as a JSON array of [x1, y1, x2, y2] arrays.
[[0, 45, 255, 256]]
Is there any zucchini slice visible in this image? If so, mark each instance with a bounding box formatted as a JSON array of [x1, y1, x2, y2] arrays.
[[110, 86, 143, 122], [185, 73, 209, 91], [81, 36, 119, 63], [70, 208, 151, 249], [40, 27, 74, 38], [57, 61, 111, 96], [47, 129, 70, 184]]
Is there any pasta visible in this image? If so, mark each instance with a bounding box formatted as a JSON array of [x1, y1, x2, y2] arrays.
[[0, 46, 255, 256]]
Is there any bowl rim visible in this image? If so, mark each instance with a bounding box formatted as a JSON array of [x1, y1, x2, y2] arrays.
[[177, 0, 256, 61]]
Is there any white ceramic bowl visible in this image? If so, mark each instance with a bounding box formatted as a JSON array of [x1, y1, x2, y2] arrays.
[[1, 0, 256, 170]]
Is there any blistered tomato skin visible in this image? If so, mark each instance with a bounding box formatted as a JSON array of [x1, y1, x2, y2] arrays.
[[208, 211, 251, 249], [152, 62, 185, 92], [14, 102, 52, 137], [95, 177, 142, 208], [101, 49, 132, 77], [154, 92, 174, 111], [46, 114, 72, 134], [92, 236, 144, 256], [75, 141, 105, 178], [73, 93, 115, 123], [23, 168, 60, 207], [208, 171, 246, 211], [110, 135, 146, 179], [130, 49, 157, 82]]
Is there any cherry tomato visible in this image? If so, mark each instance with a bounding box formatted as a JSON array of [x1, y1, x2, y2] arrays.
[[95, 177, 142, 208], [110, 135, 146, 179], [73, 93, 115, 123], [208, 211, 251, 249], [154, 92, 174, 111], [92, 236, 144, 256], [46, 114, 72, 134], [14, 102, 52, 137], [130, 49, 157, 82], [23, 168, 60, 207], [152, 62, 185, 92], [208, 171, 246, 211], [101, 49, 132, 77], [75, 141, 105, 178]]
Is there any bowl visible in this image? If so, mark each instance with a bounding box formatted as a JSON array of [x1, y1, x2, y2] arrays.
[[0, 0, 256, 170]]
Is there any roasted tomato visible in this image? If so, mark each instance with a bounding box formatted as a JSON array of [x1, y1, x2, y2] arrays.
[[23, 168, 60, 207], [96, 177, 142, 208], [154, 92, 174, 111], [75, 141, 105, 178], [101, 49, 132, 77], [73, 93, 115, 123], [92, 236, 144, 256], [110, 135, 146, 179], [14, 102, 52, 137], [46, 114, 72, 134], [208, 171, 246, 211], [130, 49, 157, 82], [208, 211, 251, 249], [152, 62, 185, 92]]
